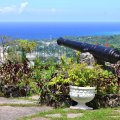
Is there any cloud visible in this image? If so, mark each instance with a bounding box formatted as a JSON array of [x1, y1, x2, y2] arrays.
[[19, 2, 28, 13], [0, 6, 16, 13], [0, 2, 28, 14]]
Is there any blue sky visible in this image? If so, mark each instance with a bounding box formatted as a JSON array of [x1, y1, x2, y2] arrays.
[[0, 0, 120, 22]]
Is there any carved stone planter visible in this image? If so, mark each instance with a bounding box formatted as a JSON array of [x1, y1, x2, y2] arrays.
[[70, 86, 96, 110]]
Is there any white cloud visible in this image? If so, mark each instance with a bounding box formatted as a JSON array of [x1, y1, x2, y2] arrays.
[[19, 2, 28, 13], [0, 6, 16, 13], [0, 2, 28, 14]]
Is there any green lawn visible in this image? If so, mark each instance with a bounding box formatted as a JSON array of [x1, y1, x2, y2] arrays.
[[19, 107, 120, 120]]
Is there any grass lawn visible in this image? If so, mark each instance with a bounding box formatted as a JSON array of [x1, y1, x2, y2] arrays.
[[19, 107, 120, 120]]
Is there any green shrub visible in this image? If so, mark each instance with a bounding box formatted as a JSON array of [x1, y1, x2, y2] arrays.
[[41, 57, 119, 107], [0, 60, 39, 97]]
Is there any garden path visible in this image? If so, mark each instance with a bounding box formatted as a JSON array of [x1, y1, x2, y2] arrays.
[[1, 96, 120, 120], [0, 96, 52, 120]]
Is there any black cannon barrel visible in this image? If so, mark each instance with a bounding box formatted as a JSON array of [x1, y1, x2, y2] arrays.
[[57, 37, 120, 63]]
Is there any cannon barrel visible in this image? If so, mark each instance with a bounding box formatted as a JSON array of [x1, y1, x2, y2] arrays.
[[57, 37, 120, 63]]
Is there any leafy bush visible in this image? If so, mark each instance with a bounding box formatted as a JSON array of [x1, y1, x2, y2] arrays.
[[38, 56, 119, 107], [95, 68, 118, 95], [0, 60, 38, 97], [32, 57, 61, 106]]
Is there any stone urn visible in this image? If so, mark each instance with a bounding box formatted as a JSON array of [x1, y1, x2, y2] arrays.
[[26, 53, 36, 67], [70, 86, 96, 110]]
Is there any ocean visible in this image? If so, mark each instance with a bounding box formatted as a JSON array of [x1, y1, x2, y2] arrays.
[[0, 22, 120, 40]]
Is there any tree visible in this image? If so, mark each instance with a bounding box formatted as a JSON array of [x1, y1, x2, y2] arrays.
[[16, 40, 37, 62], [16, 40, 37, 53]]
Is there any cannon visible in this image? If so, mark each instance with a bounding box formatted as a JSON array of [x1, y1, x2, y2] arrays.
[[57, 37, 120, 64]]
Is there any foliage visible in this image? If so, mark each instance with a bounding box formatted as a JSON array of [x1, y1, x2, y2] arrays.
[[15, 40, 37, 62], [7, 46, 23, 63], [75, 51, 81, 63], [95, 68, 118, 95], [32, 57, 61, 106], [0, 60, 30, 85], [36, 55, 119, 107], [49, 60, 97, 87], [0, 60, 38, 96], [0, 39, 37, 63], [66, 63, 98, 87], [16, 40, 37, 53], [50, 61, 118, 94]]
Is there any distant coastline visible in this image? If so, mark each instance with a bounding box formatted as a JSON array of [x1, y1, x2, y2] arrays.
[[0, 22, 120, 40]]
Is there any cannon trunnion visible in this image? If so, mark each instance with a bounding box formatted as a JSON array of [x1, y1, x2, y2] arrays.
[[57, 37, 120, 64]]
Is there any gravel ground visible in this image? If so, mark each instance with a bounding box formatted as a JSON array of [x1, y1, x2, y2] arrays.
[[0, 97, 52, 120], [0, 97, 37, 104], [0, 106, 52, 120]]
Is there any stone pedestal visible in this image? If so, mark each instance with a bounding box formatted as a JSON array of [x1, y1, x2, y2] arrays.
[[80, 52, 96, 66]]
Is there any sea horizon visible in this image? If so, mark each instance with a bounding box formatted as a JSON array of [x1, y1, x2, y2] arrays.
[[0, 22, 120, 40]]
